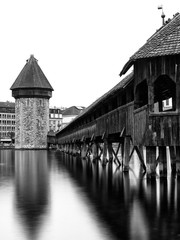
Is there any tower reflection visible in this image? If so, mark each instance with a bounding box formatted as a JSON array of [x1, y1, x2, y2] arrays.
[[14, 150, 49, 239]]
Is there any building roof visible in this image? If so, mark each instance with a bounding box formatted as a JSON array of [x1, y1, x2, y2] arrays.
[[49, 107, 63, 114], [0, 101, 15, 108], [0, 101, 15, 113], [10, 55, 54, 91], [62, 106, 85, 116], [120, 12, 180, 76], [57, 72, 134, 133]]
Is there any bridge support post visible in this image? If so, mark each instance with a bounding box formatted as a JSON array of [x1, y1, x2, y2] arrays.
[[81, 142, 87, 159], [123, 136, 131, 172], [102, 139, 108, 166], [65, 144, 68, 153], [169, 146, 176, 174], [176, 146, 180, 175], [108, 142, 113, 163], [92, 142, 98, 162], [159, 146, 167, 177], [67, 143, 70, 153], [72, 143, 77, 156], [69, 143, 73, 154], [146, 146, 156, 177]]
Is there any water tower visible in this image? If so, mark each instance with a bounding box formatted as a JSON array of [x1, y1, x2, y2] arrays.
[[10, 55, 53, 149]]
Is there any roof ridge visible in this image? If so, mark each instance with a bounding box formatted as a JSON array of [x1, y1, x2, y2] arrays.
[[120, 12, 180, 76], [131, 12, 180, 60], [10, 55, 54, 91]]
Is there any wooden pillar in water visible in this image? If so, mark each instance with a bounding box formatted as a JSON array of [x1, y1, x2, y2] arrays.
[[69, 143, 73, 154], [108, 142, 113, 163], [146, 146, 156, 176], [72, 143, 77, 156], [123, 136, 131, 172], [66, 144, 69, 153], [92, 142, 98, 162], [102, 139, 108, 165], [169, 146, 176, 174], [159, 146, 167, 176], [176, 146, 180, 175], [81, 142, 87, 159]]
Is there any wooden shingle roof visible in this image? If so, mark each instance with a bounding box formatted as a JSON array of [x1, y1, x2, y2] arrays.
[[10, 55, 54, 91], [57, 72, 134, 133], [78, 71, 133, 118], [120, 12, 180, 76]]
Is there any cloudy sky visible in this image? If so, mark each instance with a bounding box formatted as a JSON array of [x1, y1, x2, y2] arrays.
[[0, 0, 179, 108]]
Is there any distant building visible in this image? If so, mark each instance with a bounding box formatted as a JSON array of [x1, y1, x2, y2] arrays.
[[0, 102, 85, 140], [49, 107, 63, 131], [62, 106, 85, 128], [0, 101, 15, 142]]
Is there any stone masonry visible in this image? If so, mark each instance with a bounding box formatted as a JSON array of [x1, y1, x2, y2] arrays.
[[15, 98, 49, 149]]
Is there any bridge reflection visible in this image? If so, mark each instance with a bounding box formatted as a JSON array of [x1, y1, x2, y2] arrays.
[[0, 150, 179, 239], [55, 152, 180, 240]]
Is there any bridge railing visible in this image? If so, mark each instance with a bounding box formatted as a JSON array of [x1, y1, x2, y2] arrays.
[[134, 105, 148, 145], [56, 101, 134, 144], [148, 112, 179, 146]]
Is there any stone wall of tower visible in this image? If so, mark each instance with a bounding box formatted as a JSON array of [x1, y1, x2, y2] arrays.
[[15, 98, 49, 149]]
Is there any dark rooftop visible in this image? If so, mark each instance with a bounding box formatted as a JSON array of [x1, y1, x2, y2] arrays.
[[10, 55, 54, 91], [57, 72, 134, 133], [0, 101, 15, 108], [62, 106, 85, 116], [120, 12, 180, 75]]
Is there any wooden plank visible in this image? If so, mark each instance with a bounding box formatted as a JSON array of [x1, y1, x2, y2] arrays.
[[159, 146, 167, 176], [169, 146, 176, 174], [146, 146, 156, 177], [123, 137, 131, 172]]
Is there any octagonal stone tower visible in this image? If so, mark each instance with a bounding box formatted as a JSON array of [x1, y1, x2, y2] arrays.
[[10, 55, 53, 149]]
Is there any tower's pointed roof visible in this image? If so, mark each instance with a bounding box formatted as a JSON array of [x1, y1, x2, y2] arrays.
[[10, 55, 54, 91]]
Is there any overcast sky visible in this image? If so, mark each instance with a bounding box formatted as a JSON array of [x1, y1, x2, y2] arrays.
[[0, 0, 179, 108]]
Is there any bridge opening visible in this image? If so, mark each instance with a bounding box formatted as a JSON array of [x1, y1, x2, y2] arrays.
[[154, 75, 176, 112]]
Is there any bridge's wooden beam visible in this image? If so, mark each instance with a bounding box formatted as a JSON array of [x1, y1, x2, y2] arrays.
[[123, 136, 131, 172], [146, 146, 156, 177], [108, 142, 113, 163], [92, 142, 98, 162], [169, 146, 176, 174], [159, 146, 167, 177], [102, 139, 108, 166], [176, 146, 180, 175], [134, 146, 146, 172], [111, 142, 121, 166], [81, 142, 87, 159]]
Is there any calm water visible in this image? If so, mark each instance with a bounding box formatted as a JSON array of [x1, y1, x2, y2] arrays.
[[0, 149, 180, 240]]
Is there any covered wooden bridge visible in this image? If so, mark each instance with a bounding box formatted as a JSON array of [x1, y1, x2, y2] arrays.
[[49, 12, 180, 176]]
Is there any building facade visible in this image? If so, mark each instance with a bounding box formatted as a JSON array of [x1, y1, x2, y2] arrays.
[[0, 102, 15, 142], [0, 102, 85, 144]]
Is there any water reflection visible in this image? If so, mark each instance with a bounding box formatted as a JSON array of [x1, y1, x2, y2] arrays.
[[0, 150, 15, 182], [56, 152, 180, 240], [14, 151, 49, 239], [0, 150, 180, 239]]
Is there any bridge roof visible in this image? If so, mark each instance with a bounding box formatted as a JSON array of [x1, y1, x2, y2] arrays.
[[10, 55, 54, 91], [57, 72, 134, 134], [120, 12, 180, 76]]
